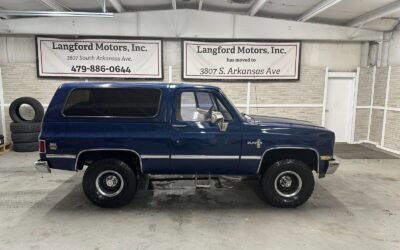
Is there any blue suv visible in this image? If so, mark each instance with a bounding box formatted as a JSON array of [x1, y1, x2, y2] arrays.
[[35, 83, 338, 208]]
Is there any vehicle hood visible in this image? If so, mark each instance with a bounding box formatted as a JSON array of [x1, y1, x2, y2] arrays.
[[248, 115, 322, 128]]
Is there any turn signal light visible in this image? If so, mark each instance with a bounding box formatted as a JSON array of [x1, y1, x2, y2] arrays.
[[320, 155, 333, 160], [39, 140, 46, 153]]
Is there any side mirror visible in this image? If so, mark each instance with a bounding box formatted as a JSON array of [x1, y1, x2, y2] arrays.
[[211, 111, 224, 124], [211, 111, 228, 132]]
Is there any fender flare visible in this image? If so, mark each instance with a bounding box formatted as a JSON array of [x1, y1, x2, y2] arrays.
[[256, 146, 320, 174], [74, 148, 143, 173]]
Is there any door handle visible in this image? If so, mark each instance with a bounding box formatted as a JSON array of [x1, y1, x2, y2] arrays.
[[172, 124, 187, 128]]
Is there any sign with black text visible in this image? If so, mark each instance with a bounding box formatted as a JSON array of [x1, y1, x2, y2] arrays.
[[36, 37, 162, 79], [183, 40, 300, 80]]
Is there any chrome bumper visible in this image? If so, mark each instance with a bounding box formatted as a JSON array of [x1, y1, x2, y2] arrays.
[[326, 160, 339, 174], [34, 160, 51, 173]]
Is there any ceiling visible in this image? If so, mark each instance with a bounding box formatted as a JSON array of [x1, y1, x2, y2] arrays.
[[0, 0, 399, 31]]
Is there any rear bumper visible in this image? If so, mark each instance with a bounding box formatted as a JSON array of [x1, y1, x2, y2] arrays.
[[34, 160, 51, 173], [326, 160, 339, 174]]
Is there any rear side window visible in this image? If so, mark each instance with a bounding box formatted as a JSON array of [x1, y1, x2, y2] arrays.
[[63, 88, 161, 117]]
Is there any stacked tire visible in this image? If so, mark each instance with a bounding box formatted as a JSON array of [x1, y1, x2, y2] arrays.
[[9, 97, 44, 152]]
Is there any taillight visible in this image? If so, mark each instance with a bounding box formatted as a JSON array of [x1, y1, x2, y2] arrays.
[[39, 140, 46, 153]]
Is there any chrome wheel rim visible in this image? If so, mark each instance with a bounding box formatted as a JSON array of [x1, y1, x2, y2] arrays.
[[95, 170, 124, 197], [274, 171, 302, 198]]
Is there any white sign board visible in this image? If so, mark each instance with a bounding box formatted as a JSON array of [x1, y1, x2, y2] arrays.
[[183, 41, 300, 80], [36, 37, 162, 79]]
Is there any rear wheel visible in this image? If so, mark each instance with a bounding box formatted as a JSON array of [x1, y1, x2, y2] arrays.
[[83, 158, 137, 208], [261, 159, 314, 208]]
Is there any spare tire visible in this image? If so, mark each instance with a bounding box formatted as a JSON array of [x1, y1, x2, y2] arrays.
[[13, 142, 39, 152], [9, 97, 44, 123], [11, 132, 39, 143], [10, 122, 41, 133]]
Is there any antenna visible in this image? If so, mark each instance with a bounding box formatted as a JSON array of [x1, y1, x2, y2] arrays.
[[254, 83, 259, 115]]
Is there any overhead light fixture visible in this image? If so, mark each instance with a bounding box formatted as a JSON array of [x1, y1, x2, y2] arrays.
[[248, 0, 267, 16], [298, 0, 342, 22], [0, 10, 114, 18]]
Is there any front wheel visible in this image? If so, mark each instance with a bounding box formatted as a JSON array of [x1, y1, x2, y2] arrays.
[[261, 159, 314, 208], [83, 158, 137, 208]]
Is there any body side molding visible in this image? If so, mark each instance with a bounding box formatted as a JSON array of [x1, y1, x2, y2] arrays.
[[46, 154, 76, 159]]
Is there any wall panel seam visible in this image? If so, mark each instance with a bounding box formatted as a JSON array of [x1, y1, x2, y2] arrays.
[[381, 66, 391, 147], [367, 66, 376, 141]]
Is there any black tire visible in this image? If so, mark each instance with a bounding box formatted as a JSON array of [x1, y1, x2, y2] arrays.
[[261, 159, 314, 208], [13, 142, 39, 152], [10, 122, 41, 133], [11, 132, 39, 143], [9, 97, 44, 123], [83, 158, 137, 208], [0, 134, 4, 145]]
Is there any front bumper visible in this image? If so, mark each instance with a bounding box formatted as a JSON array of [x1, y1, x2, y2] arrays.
[[34, 160, 51, 173], [326, 160, 339, 174], [318, 160, 339, 178]]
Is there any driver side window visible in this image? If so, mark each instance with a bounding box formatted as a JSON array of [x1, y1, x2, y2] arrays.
[[176, 91, 233, 122], [177, 91, 214, 122]]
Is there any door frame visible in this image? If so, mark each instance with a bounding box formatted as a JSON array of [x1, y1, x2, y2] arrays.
[[323, 70, 359, 143], [169, 87, 242, 174]]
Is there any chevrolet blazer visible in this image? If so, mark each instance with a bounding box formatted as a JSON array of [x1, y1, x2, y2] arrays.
[[35, 83, 338, 208]]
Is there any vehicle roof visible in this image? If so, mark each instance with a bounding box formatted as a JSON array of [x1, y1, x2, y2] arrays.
[[59, 82, 221, 91]]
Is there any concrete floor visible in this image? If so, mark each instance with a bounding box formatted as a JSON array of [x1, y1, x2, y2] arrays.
[[0, 152, 399, 250], [334, 143, 399, 159]]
